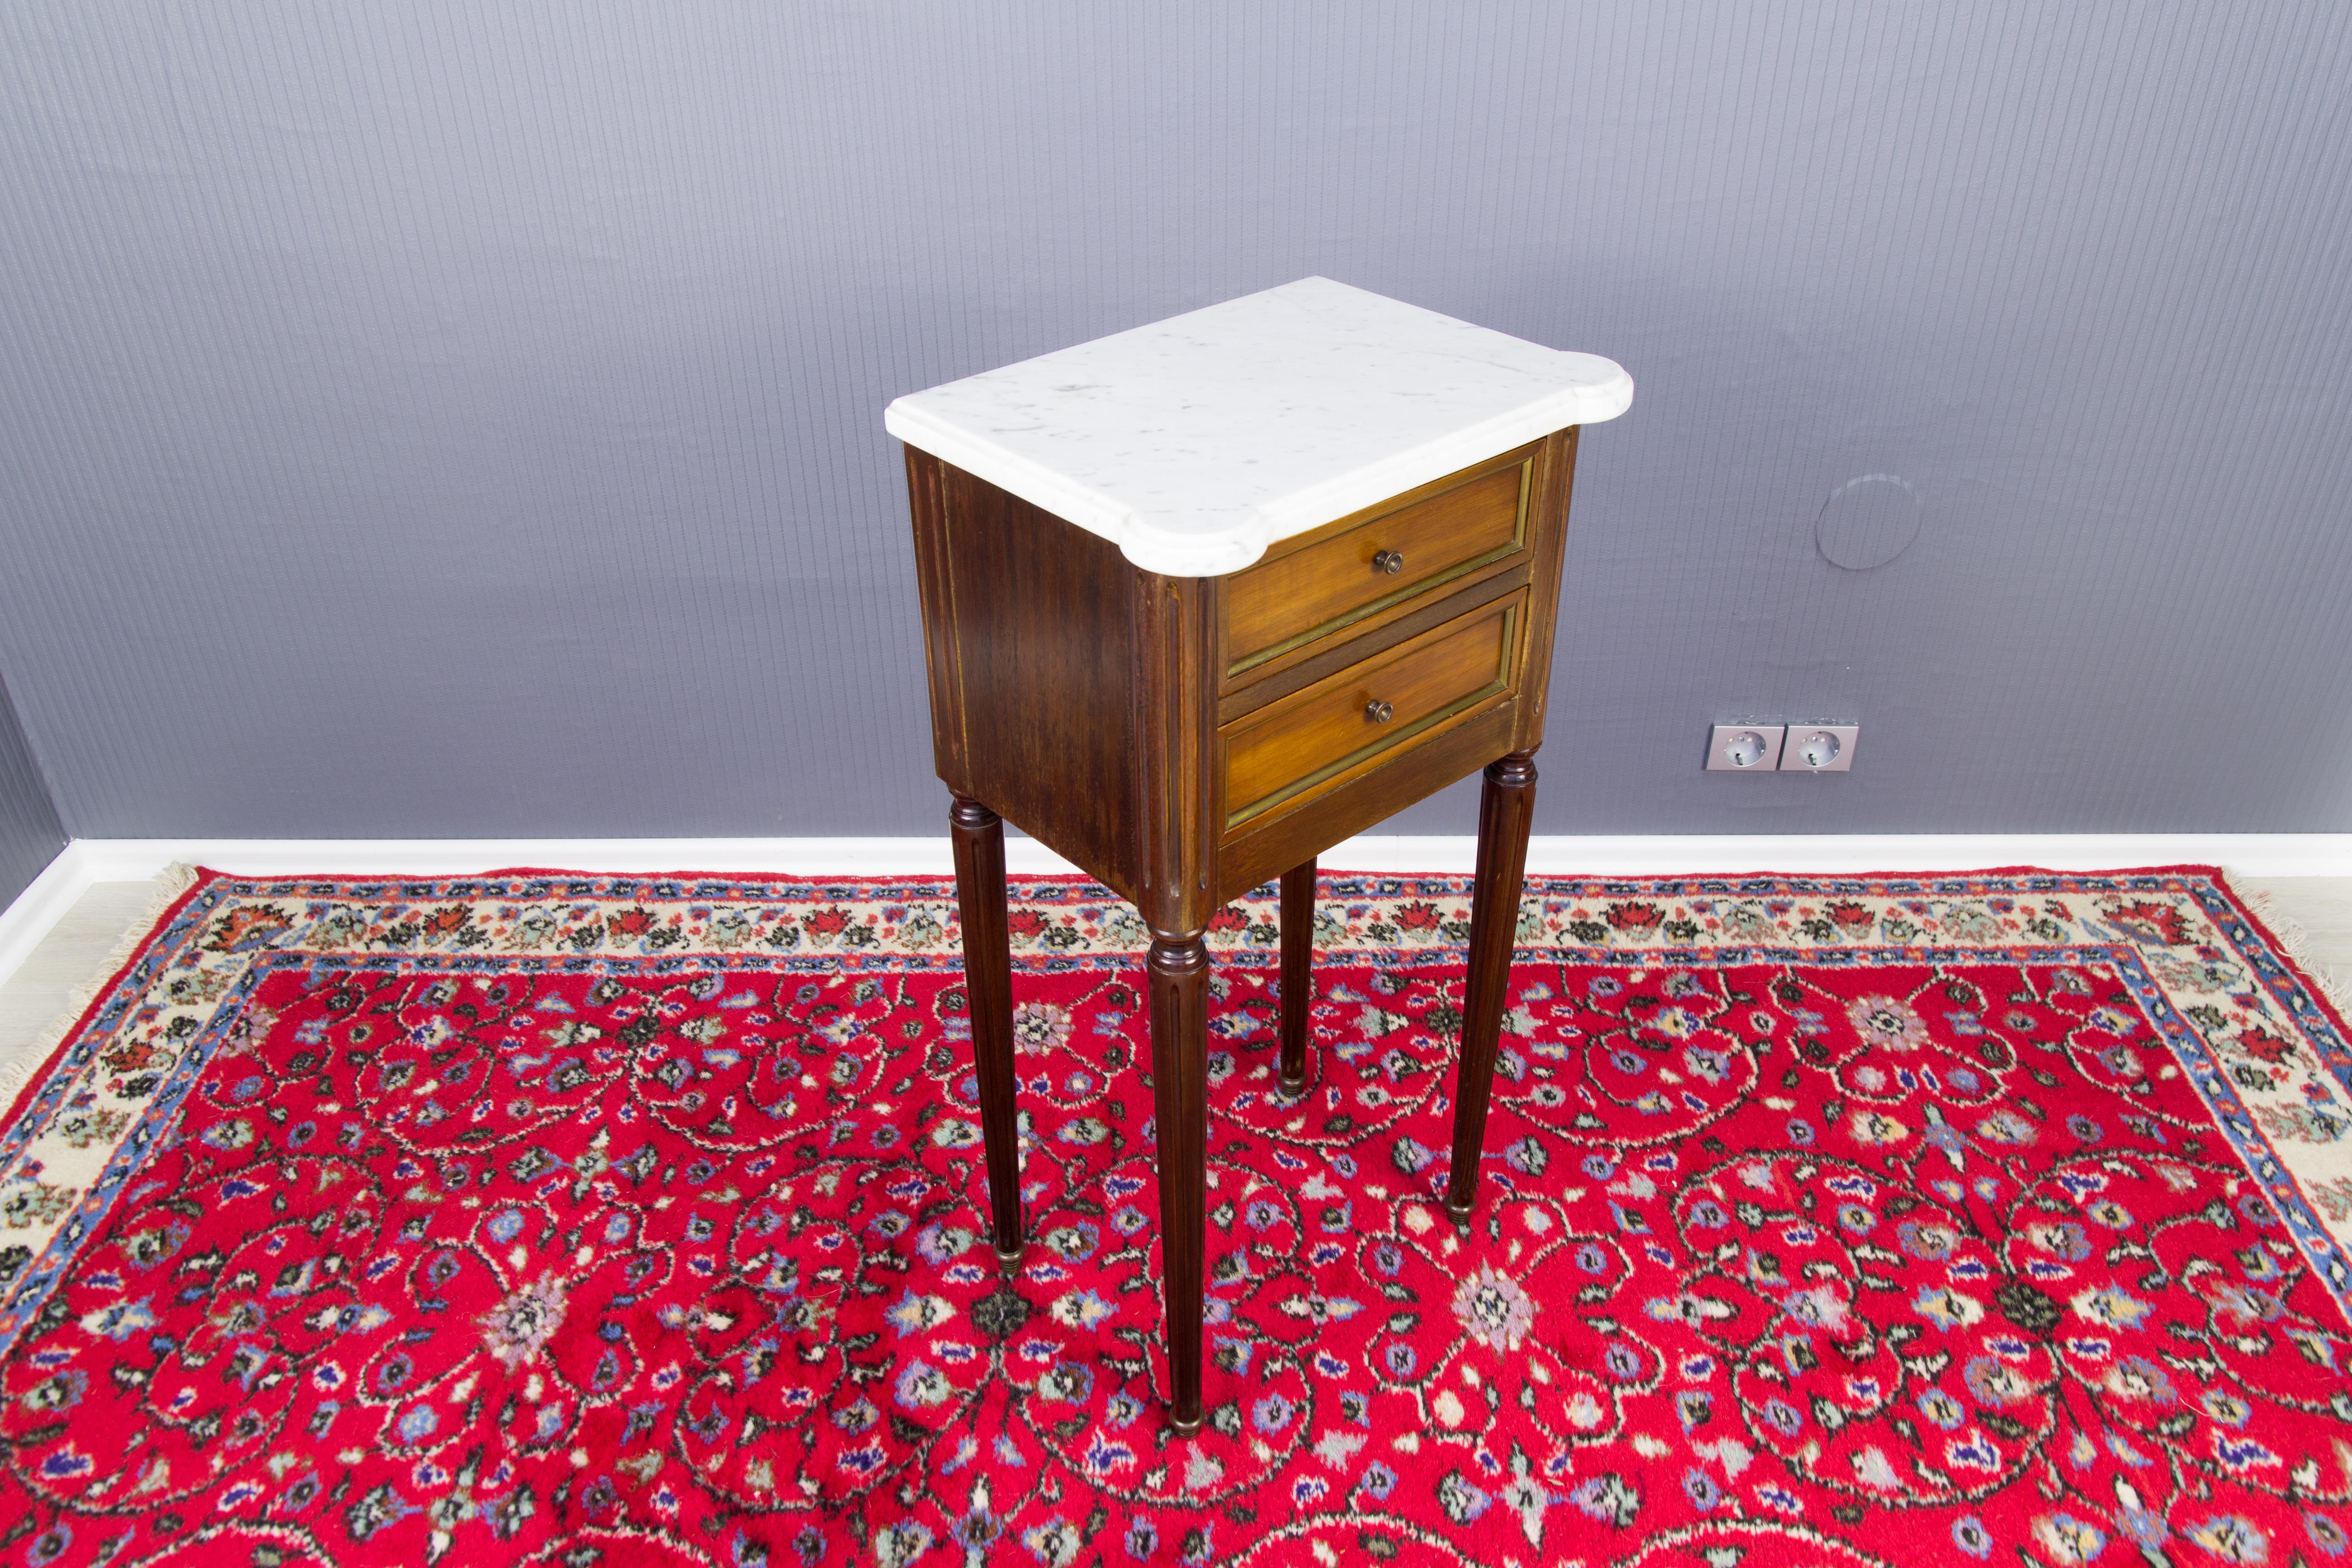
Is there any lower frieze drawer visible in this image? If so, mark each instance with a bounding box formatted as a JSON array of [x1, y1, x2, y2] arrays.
[[1220, 589, 1525, 833]]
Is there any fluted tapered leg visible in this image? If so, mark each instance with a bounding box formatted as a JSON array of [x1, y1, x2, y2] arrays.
[[950, 795, 1023, 1264], [1446, 750, 1537, 1223], [1277, 859, 1316, 1095], [1147, 927, 1210, 1435]]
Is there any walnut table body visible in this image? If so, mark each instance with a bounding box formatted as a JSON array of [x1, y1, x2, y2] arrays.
[[886, 278, 1631, 1432]]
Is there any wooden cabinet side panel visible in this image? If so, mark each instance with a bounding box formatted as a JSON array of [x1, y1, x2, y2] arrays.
[[904, 448, 971, 789], [932, 464, 1145, 902], [1512, 426, 1580, 755]]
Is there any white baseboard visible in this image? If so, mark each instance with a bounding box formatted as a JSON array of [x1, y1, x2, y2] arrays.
[[55, 832, 2352, 882], [7, 833, 2350, 993]]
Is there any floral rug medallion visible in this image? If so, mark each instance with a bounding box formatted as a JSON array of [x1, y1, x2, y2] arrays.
[[0, 867, 2347, 1567]]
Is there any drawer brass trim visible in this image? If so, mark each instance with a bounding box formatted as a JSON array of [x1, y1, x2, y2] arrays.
[[1221, 592, 1524, 833], [1223, 449, 1534, 679]]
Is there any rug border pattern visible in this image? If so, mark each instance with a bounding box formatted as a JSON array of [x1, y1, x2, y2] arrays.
[[1, 863, 2346, 1359]]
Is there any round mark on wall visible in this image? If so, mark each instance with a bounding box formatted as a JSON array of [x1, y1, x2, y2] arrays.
[[1815, 474, 1922, 571]]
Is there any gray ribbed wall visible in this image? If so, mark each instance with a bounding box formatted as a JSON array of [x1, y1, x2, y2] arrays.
[[0, 674, 64, 905], [2, 0, 2347, 840]]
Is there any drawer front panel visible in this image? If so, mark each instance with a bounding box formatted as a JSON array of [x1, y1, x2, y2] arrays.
[[1222, 591, 1523, 831], [1224, 455, 1530, 675]]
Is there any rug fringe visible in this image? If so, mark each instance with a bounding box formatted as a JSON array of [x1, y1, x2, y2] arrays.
[[0, 863, 199, 1111], [2222, 871, 2352, 1024]]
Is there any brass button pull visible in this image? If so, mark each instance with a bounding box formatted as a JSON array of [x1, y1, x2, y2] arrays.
[[1372, 549, 1405, 574], [1365, 700, 1395, 724]]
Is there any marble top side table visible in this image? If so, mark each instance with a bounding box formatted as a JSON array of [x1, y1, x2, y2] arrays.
[[885, 277, 1632, 1434]]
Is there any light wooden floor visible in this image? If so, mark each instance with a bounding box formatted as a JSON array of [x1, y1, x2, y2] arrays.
[[0, 881, 172, 1073], [3, 874, 2348, 1075], [2249, 877, 2352, 987]]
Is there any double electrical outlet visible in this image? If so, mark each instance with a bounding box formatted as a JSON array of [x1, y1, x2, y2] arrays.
[[1706, 722, 1859, 773]]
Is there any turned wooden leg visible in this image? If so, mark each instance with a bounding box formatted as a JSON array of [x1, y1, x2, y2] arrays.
[[1277, 858, 1316, 1096], [1446, 750, 1537, 1224], [950, 795, 1024, 1265], [1147, 926, 1210, 1435]]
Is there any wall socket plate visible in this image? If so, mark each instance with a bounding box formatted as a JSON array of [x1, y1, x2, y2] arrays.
[[1781, 723, 1859, 772], [1706, 723, 1786, 772]]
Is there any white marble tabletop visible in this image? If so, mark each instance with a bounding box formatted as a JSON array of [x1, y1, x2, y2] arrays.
[[884, 277, 1632, 576]]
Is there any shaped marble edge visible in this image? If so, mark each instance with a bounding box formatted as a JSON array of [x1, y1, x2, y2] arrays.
[[882, 279, 1633, 578], [882, 397, 1158, 563], [1248, 376, 1632, 548]]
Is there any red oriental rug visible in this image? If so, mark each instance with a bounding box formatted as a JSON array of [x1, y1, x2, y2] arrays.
[[1, 867, 2349, 1568]]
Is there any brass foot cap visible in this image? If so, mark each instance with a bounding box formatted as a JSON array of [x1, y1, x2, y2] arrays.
[[1443, 1197, 1475, 1227], [1166, 1408, 1203, 1438], [1276, 1069, 1308, 1098], [993, 1237, 1026, 1269]]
